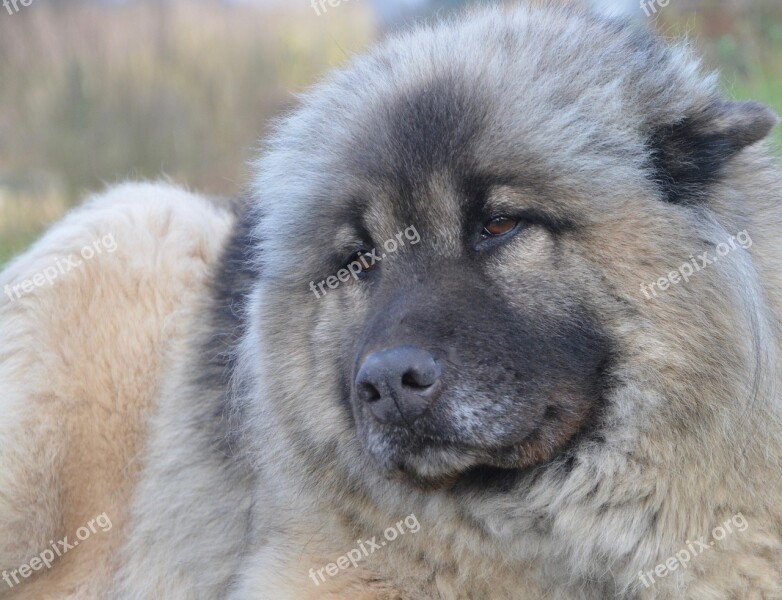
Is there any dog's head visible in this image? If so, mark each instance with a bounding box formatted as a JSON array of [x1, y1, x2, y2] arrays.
[[248, 6, 777, 492]]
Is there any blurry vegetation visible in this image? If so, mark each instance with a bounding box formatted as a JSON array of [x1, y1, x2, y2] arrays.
[[656, 0, 782, 147], [0, 0, 780, 265], [0, 0, 374, 263]]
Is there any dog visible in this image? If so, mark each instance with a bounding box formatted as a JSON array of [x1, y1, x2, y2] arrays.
[[2, 4, 782, 599]]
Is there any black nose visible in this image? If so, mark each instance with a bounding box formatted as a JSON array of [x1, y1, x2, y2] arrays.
[[355, 346, 442, 425]]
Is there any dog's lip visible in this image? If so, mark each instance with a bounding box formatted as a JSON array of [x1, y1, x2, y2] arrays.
[[367, 433, 514, 470], [365, 416, 540, 452], [382, 446, 531, 492], [371, 437, 552, 493], [360, 418, 556, 481]]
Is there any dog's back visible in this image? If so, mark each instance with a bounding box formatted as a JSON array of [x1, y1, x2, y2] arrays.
[[0, 183, 234, 599]]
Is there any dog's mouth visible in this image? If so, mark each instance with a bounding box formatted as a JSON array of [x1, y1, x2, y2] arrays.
[[355, 394, 600, 491], [374, 442, 499, 490], [376, 442, 553, 492], [359, 423, 557, 491]]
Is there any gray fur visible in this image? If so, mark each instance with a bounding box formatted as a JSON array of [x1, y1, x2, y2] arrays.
[[114, 4, 782, 599]]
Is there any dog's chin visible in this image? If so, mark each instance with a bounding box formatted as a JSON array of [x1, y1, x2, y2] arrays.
[[384, 446, 482, 490]]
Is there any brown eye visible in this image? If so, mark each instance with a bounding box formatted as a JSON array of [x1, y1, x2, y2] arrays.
[[483, 216, 518, 237], [346, 249, 379, 274]]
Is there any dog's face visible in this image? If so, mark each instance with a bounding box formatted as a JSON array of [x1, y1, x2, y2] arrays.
[[333, 177, 613, 486], [251, 7, 776, 492]]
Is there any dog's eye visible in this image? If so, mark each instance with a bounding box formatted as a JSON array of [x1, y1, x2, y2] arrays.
[[345, 250, 379, 274], [483, 216, 519, 237]]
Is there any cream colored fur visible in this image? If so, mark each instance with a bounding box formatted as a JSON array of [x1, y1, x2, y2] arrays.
[[0, 183, 234, 599]]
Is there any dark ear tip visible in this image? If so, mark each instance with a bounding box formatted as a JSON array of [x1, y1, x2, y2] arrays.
[[647, 99, 778, 204], [717, 100, 779, 148]]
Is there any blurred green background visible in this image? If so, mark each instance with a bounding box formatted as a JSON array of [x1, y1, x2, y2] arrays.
[[0, 0, 780, 266]]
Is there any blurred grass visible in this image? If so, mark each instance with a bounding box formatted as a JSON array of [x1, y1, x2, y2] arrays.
[[657, 0, 782, 148], [0, 0, 780, 266], [0, 0, 374, 264]]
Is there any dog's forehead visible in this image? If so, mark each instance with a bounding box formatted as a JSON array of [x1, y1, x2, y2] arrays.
[[338, 79, 484, 247], [349, 76, 484, 182], [355, 170, 460, 254]]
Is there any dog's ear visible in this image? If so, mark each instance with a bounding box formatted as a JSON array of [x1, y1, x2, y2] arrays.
[[648, 100, 779, 204]]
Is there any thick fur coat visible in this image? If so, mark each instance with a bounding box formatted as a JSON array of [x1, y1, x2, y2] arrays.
[[2, 5, 782, 599]]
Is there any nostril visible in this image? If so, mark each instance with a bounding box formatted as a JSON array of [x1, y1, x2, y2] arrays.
[[401, 368, 435, 390], [358, 382, 381, 404], [401, 371, 420, 388]]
